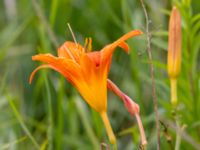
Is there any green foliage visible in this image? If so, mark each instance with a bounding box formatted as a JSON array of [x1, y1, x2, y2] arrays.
[[0, 0, 199, 149]]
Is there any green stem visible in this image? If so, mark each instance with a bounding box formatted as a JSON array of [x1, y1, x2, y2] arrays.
[[100, 111, 116, 145], [170, 77, 182, 149], [170, 78, 177, 106], [175, 118, 181, 150], [113, 142, 118, 150], [135, 113, 147, 149]]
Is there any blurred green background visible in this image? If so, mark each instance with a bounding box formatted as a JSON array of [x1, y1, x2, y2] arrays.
[[0, 0, 199, 149]]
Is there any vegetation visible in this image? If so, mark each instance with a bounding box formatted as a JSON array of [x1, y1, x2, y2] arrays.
[[0, 0, 199, 149]]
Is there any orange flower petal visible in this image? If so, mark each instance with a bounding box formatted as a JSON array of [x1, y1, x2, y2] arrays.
[[29, 64, 78, 87], [29, 64, 50, 84], [81, 52, 108, 84], [86, 51, 101, 67], [76, 79, 107, 113], [77, 53, 108, 112], [79, 54, 96, 83], [118, 41, 129, 53], [101, 30, 143, 63], [32, 54, 81, 83]]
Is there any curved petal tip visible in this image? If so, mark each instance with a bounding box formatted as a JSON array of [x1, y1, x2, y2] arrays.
[[29, 65, 50, 84], [131, 29, 143, 35]]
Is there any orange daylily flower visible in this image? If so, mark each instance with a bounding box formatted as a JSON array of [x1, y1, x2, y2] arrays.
[[30, 30, 143, 144]]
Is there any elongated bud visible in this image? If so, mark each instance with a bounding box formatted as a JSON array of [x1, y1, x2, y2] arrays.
[[167, 6, 182, 106], [167, 6, 182, 78], [107, 79, 139, 115], [107, 79, 147, 147]]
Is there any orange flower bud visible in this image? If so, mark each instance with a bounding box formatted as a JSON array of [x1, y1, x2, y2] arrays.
[[167, 6, 182, 78], [167, 6, 182, 106]]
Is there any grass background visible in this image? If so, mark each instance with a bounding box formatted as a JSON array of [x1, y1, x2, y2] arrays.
[[0, 0, 199, 149]]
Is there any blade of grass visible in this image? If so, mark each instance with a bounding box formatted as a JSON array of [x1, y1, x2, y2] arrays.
[[0, 136, 27, 150], [44, 74, 53, 150], [31, 0, 59, 48], [6, 95, 40, 149], [192, 13, 200, 24], [161, 119, 200, 150], [0, 16, 32, 62], [91, 109, 103, 139], [49, 0, 60, 27], [74, 97, 100, 150], [40, 139, 48, 150], [55, 77, 65, 150]]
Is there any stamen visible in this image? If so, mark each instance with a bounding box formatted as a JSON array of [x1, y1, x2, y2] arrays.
[[84, 37, 92, 52], [67, 23, 78, 46], [84, 38, 88, 51], [63, 45, 76, 62], [88, 37, 92, 51]]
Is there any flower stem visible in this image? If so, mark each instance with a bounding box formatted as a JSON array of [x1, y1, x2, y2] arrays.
[[139, 0, 160, 148], [135, 113, 147, 149], [170, 78, 177, 106], [113, 142, 118, 150], [100, 111, 116, 145], [170, 77, 181, 150], [175, 120, 181, 150]]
